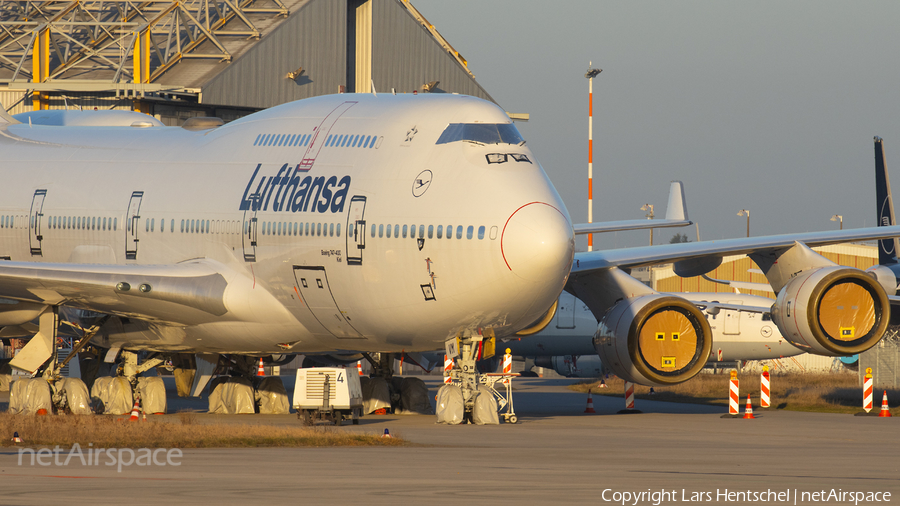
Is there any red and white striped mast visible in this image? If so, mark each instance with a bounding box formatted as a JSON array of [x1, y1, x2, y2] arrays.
[[585, 63, 602, 251]]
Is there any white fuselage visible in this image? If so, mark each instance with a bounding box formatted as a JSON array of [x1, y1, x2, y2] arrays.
[[0, 94, 574, 354]]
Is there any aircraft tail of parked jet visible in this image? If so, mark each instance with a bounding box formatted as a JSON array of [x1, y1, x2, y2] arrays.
[[875, 136, 899, 266]]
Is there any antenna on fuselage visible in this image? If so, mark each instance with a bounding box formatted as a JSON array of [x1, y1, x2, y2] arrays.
[[371, 80, 377, 97]]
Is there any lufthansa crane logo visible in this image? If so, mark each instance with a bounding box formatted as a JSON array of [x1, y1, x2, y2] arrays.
[[412, 169, 433, 197]]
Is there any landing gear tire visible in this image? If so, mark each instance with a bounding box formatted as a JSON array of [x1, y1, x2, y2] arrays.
[[508, 415, 518, 424]]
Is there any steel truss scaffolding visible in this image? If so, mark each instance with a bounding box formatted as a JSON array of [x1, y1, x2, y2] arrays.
[[0, 0, 288, 107]]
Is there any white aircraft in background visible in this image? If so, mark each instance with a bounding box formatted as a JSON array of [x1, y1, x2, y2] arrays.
[[1, 93, 898, 420], [865, 136, 900, 302]]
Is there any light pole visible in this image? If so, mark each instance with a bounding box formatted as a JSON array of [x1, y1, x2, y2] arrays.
[[737, 209, 750, 237], [830, 214, 843, 230], [585, 63, 602, 251], [641, 203, 654, 245]]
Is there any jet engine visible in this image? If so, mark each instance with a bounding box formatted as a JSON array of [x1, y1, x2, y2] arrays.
[[593, 294, 712, 386], [772, 267, 889, 356], [515, 300, 558, 336]]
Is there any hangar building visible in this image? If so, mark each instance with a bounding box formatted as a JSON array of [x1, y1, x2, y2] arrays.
[[0, 0, 495, 124]]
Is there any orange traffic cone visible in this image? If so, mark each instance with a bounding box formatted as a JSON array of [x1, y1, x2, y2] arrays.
[[878, 391, 892, 417], [743, 394, 755, 419], [257, 357, 265, 377], [584, 389, 597, 414], [128, 399, 141, 422]]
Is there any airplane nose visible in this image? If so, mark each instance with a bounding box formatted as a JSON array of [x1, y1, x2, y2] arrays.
[[501, 202, 574, 283]]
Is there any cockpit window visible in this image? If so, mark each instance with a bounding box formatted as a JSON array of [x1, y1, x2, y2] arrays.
[[436, 123, 525, 145]]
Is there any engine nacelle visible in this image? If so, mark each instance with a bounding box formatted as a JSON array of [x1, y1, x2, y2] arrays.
[[593, 294, 712, 387], [772, 267, 889, 356], [866, 264, 900, 296]]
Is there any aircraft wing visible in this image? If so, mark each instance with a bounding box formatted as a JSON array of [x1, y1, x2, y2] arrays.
[[0, 259, 233, 325], [571, 226, 900, 274], [573, 181, 692, 234]]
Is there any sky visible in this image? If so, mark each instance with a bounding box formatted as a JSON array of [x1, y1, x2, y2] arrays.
[[412, 1, 900, 251]]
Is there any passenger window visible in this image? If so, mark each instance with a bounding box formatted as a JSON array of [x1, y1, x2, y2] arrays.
[[446, 225, 452, 239], [386, 224, 392, 238], [379, 224, 384, 238], [419, 225, 425, 238], [478, 226, 485, 240], [436, 225, 443, 239], [317, 223, 322, 236], [371, 224, 376, 238], [467, 226, 473, 239], [402, 225, 408, 238], [457, 225, 463, 239], [330, 223, 334, 236], [490, 226, 498, 240], [114, 217, 117, 231], [336, 223, 341, 237], [428, 225, 434, 239]]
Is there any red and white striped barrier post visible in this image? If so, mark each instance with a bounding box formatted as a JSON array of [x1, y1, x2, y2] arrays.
[[443, 354, 453, 384], [624, 381, 635, 410], [863, 367, 873, 413], [729, 370, 739, 416], [356, 360, 363, 376], [502, 349, 512, 385], [760, 365, 770, 408]]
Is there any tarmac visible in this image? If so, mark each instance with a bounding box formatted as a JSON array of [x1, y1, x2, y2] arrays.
[[1, 376, 898, 505]]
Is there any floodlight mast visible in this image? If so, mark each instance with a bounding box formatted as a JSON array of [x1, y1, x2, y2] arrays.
[[586, 63, 602, 251]]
